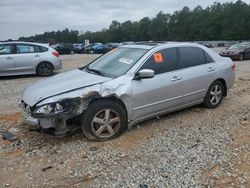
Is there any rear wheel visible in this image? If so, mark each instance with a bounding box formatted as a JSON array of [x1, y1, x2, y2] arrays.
[[204, 81, 225, 108], [36, 62, 54, 76], [81, 99, 127, 141]]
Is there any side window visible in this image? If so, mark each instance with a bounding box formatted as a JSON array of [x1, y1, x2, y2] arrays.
[[0, 45, 13, 55], [204, 51, 214, 63], [16, 45, 35, 54], [140, 48, 178, 75], [178, 47, 206, 68]]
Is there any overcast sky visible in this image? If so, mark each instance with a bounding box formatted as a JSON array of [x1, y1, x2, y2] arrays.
[[0, 0, 250, 40]]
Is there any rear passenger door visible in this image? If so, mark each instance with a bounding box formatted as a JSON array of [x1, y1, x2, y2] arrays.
[[0, 44, 15, 75], [131, 48, 183, 120], [14, 44, 41, 73], [178, 47, 217, 105]]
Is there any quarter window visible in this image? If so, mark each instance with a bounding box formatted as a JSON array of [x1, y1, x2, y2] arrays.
[[39, 46, 48, 52], [0, 45, 13, 55], [178, 47, 206, 68], [140, 48, 178, 75]]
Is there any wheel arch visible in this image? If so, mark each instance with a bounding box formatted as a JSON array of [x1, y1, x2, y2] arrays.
[[214, 78, 227, 96]]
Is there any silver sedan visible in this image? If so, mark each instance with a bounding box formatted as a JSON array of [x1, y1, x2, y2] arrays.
[[21, 42, 235, 141], [0, 42, 62, 76]]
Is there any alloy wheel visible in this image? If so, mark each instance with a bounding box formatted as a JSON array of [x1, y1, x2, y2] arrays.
[[209, 84, 222, 105], [39, 63, 53, 76], [91, 109, 121, 139]]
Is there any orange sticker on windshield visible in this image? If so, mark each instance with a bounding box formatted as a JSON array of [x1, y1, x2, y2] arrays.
[[153, 53, 163, 63]]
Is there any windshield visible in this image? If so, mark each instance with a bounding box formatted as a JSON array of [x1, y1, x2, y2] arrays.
[[228, 43, 248, 50], [86, 47, 148, 78]]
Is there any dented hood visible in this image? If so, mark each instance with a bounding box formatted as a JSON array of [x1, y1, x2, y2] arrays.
[[22, 69, 111, 106]]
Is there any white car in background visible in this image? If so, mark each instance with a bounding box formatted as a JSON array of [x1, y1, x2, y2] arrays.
[[0, 42, 62, 76]]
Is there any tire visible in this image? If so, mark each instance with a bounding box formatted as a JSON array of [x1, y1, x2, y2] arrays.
[[239, 54, 243, 61], [70, 50, 75, 55], [36, 62, 54, 76], [203, 81, 225, 108], [81, 99, 127, 141]]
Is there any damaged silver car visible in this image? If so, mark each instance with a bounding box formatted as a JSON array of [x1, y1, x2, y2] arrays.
[[21, 43, 235, 141]]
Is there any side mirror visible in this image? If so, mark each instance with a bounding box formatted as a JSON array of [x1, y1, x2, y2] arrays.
[[134, 69, 155, 80]]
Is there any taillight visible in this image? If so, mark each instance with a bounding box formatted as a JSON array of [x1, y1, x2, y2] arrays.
[[52, 51, 59, 57], [232, 63, 236, 71]]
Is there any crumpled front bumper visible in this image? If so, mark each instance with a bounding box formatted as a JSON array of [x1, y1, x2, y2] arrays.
[[20, 100, 84, 135], [21, 105, 39, 126]]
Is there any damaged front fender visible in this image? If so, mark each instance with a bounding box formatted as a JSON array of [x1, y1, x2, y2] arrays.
[[35, 75, 132, 122]]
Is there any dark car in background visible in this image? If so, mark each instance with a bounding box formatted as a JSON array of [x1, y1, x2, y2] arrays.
[[51, 43, 75, 55], [220, 42, 250, 61], [73, 43, 90, 54], [105, 43, 119, 52], [85, 43, 107, 54]]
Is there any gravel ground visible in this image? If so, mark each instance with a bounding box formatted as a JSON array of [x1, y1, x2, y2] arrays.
[[0, 49, 249, 187]]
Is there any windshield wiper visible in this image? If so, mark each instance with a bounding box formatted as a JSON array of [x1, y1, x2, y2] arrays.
[[86, 67, 104, 76]]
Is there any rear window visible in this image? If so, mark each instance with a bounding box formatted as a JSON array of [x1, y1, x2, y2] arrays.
[[178, 47, 206, 68]]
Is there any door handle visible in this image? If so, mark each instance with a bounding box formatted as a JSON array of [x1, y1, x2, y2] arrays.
[[6, 57, 14, 60], [208, 67, 215, 72], [172, 76, 182, 81], [34, 54, 40, 58]]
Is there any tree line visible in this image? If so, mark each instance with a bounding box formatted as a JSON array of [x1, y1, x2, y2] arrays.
[[19, 0, 250, 43]]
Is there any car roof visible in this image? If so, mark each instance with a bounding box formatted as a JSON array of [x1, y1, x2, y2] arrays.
[[121, 42, 205, 50], [233, 42, 250, 45], [1, 41, 49, 47]]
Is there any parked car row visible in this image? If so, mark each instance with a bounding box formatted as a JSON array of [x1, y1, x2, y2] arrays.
[[50, 43, 120, 55]]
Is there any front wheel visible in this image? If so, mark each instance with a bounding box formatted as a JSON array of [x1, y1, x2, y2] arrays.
[[81, 99, 127, 141], [36, 62, 54, 76], [203, 81, 225, 108]]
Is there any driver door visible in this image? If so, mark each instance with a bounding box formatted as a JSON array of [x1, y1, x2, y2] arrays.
[[131, 48, 183, 121]]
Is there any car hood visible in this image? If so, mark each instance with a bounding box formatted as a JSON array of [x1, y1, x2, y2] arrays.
[[22, 69, 111, 106]]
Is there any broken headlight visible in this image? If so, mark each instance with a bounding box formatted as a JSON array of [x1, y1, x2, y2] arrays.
[[34, 98, 91, 116], [35, 104, 54, 114]]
